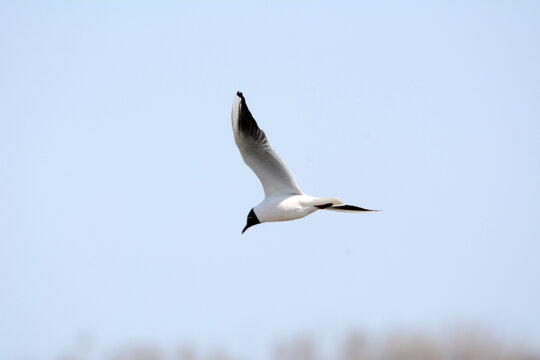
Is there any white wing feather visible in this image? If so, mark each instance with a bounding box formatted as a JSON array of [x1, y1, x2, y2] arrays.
[[232, 92, 303, 198]]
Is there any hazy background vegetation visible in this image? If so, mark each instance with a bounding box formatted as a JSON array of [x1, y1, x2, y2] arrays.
[[59, 328, 539, 360]]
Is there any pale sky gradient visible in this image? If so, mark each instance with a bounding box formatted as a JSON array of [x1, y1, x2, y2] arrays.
[[1, 2, 539, 359]]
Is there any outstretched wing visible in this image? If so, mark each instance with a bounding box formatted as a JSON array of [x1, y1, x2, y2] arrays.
[[231, 92, 302, 198]]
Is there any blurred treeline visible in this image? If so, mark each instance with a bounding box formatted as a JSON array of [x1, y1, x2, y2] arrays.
[[60, 329, 539, 360]]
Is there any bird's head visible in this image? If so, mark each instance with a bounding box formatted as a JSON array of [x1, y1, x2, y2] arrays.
[[242, 208, 260, 234]]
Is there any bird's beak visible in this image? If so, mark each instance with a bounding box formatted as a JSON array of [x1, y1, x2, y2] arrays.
[[242, 221, 258, 234]]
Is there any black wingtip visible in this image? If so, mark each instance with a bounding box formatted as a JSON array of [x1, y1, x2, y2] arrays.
[[236, 91, 244, 99], [333, 205, 378, 212]]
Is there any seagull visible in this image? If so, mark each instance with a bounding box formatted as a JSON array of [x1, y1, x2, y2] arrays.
[[232, 92, 376, 234]]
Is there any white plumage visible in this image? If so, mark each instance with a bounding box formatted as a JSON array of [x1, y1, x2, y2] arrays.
[[232, 92, 376, 233]]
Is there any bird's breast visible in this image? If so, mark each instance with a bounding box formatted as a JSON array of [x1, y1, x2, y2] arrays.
[[255, 195, 317, 222]]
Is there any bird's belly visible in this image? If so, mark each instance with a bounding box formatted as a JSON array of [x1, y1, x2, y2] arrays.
[[263, 207, 314, 222], [257, 196, 317, 222]]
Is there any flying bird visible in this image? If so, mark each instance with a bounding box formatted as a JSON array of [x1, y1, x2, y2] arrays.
[[232, 92, 376, 233]]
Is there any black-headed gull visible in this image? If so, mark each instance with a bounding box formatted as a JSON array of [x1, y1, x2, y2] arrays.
[[232, 92, 376, 233]]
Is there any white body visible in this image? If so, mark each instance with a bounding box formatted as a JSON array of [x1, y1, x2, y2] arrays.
[[254, 195, 344, 222]]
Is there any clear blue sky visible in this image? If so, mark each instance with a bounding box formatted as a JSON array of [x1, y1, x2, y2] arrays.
[[1, 2, 539, 359]]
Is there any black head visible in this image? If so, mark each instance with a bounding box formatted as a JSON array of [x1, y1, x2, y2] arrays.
[[242, 208, 260, 234]]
